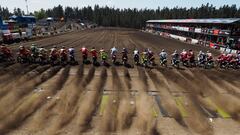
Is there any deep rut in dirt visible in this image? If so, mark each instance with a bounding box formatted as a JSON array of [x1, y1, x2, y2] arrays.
[[128, 67, 160, 135], [116, 68, 135, 131], [0, 66, 63, 134], [155, 68, 214, 134], [47, 66, 96, 135], [74, 68, 107, 134]]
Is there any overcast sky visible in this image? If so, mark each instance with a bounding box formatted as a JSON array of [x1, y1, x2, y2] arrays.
[[0, 0, 239, 13]]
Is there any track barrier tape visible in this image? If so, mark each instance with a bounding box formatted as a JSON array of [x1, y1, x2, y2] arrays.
[[174, 97, 188, 118], [206, 98, 231, 118]]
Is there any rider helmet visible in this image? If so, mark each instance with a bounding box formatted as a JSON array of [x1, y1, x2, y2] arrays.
[[162, 49, 165, 52]]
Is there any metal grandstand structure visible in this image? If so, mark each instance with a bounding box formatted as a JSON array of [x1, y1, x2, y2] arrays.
[[146, 18, 240, 50]]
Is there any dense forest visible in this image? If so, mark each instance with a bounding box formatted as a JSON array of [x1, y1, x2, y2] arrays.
[[0, 3, 240, 28]]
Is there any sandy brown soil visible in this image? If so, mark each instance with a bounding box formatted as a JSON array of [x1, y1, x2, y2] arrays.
[[0, 28, 239, 135]]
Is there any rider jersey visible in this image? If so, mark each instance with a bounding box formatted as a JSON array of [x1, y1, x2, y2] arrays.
[[218, 54, 227, 61], [181, 51, 187, 59], [80, 48, 88, 54], [60, 49, 67, 55], [226, 54, 233, 62], [0, 46, 11, 54], [198, 53, 206, 60], [19, 48, 30, 56], [159, 52, 167, 59], [30, 46, 39, 54], [133, 50, 139, 56], [68, 48, 75, 55], [101, 52, 108, 59], [110, 47, 117, 55], [206, 53, 213, 60], [91, 49, 97, 57], [172, 53, 179, 60], [142, 52, 148, 59], [50, 48, 58, 56]]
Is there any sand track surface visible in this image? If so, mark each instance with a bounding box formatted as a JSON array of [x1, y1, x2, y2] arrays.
[[0, 28, 239, 135]]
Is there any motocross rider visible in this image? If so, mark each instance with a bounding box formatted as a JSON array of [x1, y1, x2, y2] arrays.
[[38, 47, 48, 59], [187, 49, 195, 63], [110, 46, 118, 56], [159, 49, 167, 64], [68, 47, 75, 61], [50, 46, 59, 60], [197, 50, 206, 64], [217, 53, 227, 63], [206, 51, 213, 62], [171, 50, 180, 65], [133, 48, 139, 56], [100, 48, 108, 61], [122, 48, 128, 60], [80, 46, 88, 59], [90, 47, 98, 58], [19, 45, 30, 58], [180, 49, 188, 62], [0, 44, 12, 58], [141, 49, 148, 63], [30, 44, 39, 59]]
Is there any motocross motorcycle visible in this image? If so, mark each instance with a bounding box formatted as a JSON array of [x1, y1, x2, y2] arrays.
[[172, 59, 180, 68], [142, 57, 148, 67], [69, 54, 78, 65], [112, 54, 117, 64], [204, 58, 214, 69], [82, 53, 88, 64], [60, 53, 68, 66], [30, 52, 39, 63], [92, 55, 98, 65], [38, 53, 48, 65], [160, 58, 167, 67], [122, 55, 128, 65], [49, 54, 59, 66], [134, 54, 140, 65], [101, 55, 108, 66], [17, 53, 30, 64], [0, 52, 14, 63]]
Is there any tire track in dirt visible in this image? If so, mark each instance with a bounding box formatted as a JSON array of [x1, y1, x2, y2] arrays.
[[20, 66, 83, 134], [0, 65, 50, 102], [116, 68, 135, 132], [198, 70, 240, 98], [157, 69, 214, 135], [95, 67, 121, 134], [182, 69, 240, 122], [128, 67, 160, 135], [0, 64, 39, 98], [0, 66, 63, 134], [47, 66, 96, 135], [0, 66, 60, 120], [73, 68, 107, 134], [0, 64, 26, 84], [147, 69, 184, 126]]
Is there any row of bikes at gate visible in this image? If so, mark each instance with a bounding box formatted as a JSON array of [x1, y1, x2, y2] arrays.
[[0, 44, 240, 70]]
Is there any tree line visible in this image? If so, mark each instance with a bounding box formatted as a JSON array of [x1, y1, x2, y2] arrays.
[[1, 3, 240, 28]]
